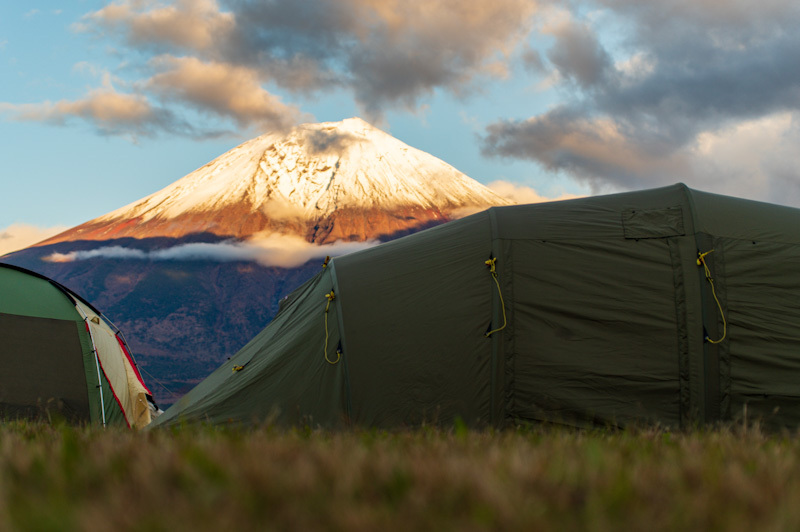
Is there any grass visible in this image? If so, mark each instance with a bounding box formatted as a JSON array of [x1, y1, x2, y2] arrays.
[[0, 422, 799, 531]]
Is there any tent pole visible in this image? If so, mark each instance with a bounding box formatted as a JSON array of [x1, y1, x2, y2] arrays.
[[91, 347, 107, 428], [75, 305, 107, 427]]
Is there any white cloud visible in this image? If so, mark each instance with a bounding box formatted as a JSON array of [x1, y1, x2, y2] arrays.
[[0, 224, 68, 256], [487, 180, 581, 204], [689, 112, 800, 205], [260, 199, 307, 220], [43, 233, 379, 268], [615, 52, 656, 85]]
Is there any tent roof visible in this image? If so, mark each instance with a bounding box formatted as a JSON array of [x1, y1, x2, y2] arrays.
[[0, 262, 105, 321]]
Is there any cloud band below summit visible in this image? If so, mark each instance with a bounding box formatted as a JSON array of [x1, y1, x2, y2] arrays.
[[44, 234, 379, 269]]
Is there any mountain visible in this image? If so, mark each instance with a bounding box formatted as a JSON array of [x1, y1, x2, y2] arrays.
[[4, 118, 511, 405], [43, 117, 508, 245]]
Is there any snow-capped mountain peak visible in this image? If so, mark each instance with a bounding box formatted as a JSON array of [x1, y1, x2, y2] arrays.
[[44, 117, 511, 244]]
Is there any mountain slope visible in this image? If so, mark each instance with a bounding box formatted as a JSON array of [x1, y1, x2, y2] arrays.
[[42, 117, 509, 245]]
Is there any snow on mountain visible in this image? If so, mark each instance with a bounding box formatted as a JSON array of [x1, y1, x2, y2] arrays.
[[42, 117, 512, 245]]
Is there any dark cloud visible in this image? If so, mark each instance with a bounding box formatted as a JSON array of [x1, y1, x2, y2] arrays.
[[521, 46, 546, 74], [482, 107, 691, 191], [545, 18, 611, 89], [481, 1, 800, 202], [304, 128, 358, 155]]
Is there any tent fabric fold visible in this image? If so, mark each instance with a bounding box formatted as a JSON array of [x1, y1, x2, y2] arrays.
[[153, 183, 800, 430]]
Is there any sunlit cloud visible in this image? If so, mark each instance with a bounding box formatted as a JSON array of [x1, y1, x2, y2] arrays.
[[0, 224, 68, 256], [487, 180, 581, 204], [145, 55, 305, 130], [6, 0, 544, 139], [75, 0, 541, 123], [0, 76, 163, 137], [77, 0, 234, 52], [0, 73, 217, 138]]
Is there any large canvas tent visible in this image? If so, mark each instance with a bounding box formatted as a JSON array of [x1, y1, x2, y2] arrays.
[[154, 184, 800, 430], [0, 263, 158, 427]]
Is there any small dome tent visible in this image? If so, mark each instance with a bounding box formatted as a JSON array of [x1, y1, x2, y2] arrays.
[[153, 184, 800, 430], [0, 263, 158, 427]]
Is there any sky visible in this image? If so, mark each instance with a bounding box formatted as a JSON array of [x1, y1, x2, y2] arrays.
[[2, 0, 800, 255]]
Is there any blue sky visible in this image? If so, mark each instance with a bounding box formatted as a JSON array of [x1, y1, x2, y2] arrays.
[[2, 1, 800, 253]]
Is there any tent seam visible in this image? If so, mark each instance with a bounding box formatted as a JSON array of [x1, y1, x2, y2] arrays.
[[328, 261, 353, 424]]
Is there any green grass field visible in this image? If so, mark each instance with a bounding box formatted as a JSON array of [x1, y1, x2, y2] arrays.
[[0, 421, 799, 531]]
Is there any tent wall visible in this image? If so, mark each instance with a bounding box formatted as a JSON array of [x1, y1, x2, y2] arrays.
[[157, 269, 348, 426], [0, 313, 91, 421], [502, 237, 684, 427], [335, 213, 496, 426], [709, 236, 800, 428]]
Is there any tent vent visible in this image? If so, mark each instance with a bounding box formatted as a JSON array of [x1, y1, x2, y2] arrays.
[[622, 206, 685, 239]]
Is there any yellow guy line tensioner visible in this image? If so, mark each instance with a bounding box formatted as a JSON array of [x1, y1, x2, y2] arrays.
[[697, 250, 727, 344], [324, 290, 341, 364], [485, 257, 507, 337]]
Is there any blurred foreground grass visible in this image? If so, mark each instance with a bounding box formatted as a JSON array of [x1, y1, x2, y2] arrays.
[[0, 421, 798, 531]]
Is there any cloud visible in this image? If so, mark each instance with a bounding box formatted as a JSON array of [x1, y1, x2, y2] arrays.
[[9, 0, 544, 137], [541, 12, 612, 89], [77, 0, 235, 53], [45, 246, 148, 262], [260, 199, 307, 221], [486, 180, 581, 204], [43, 234, 378, 269], [689, 111, 800, 205], [303, 128, 358, 155], [482, 109, 692, 192], [480, 1, 800, 205], [145, 55, 306, 130], [78, 0, 541, 120], [0, 76, 187, 138], [335, 0, 540, 114], [0, 224, 69, 256]]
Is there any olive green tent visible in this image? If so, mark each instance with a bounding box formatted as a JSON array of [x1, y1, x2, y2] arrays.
[[0, 263, 158, 427], [154, 183, 800, 430]]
